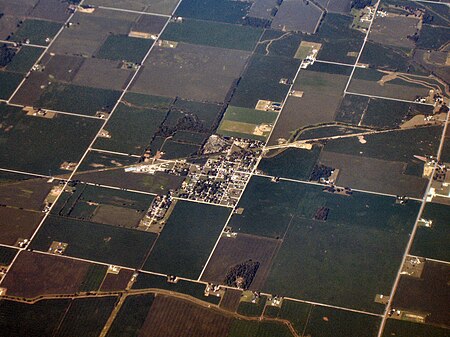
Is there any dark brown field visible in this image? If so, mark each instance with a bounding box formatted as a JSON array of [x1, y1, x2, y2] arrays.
[[219, 288, 242, 312], [201, 233, 280, 291], [393, 261, 450, 327], [139, 295, 232, 337], [100, 269, 133, 292], [1, 251, 90, 298], [0, 207, 43, 245]]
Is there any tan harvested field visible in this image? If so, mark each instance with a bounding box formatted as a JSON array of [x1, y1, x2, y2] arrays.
[[100, 269, 133, 292], [0, 207, 43, 245], [347, 78, 431, 101], [268, 71, 349, 145], [201, 233, 280, 290], [1, 251, 90, 298], [139, 295, 232, 337], [319, 151, 428, 198]]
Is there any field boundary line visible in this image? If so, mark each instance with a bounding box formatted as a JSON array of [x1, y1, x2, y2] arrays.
[[285, 297, 383, 317], [7, 1, 84, 103], [376, 110, 449, 337], [345, 91, 435, 106], [342, 0, 381, 94], [0, 0, 181, 286], [98, 5, 171, 17]]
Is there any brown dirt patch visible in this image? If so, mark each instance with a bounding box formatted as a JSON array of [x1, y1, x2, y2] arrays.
[[139, 295, 232, 337], [1, 251, 90, 298], [0, 207, 43, 245]]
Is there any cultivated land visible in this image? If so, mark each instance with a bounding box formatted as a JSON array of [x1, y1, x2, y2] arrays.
[[0, 0, 448, 336]]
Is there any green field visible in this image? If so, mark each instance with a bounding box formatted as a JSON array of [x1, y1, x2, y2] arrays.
[[160, 140, 200, 159], [316, 13, 365, 63], [30, 215, 157, 268], [324, 126, 442, 163], [175, 0, 251, 24], [0, 299, 70, 337], [258, 146, 322, 181], [162, 19, 263, 51], [237, 296, 267, 317], [218, 105, 278, 141], [335, 94, 434, 128], [382, 319, 450, 337], [303, 305, 381, 337], [36, 82, 122, 116], [260, 181, 419, 312], [96, 34, 153, 63], [0, 246, 18, 266], [94, 103, 167, 155], [143, 201, 231, 279], [11, 19, 62, 45], [228, 320, 293, 337], [0, 103, 102, 175], [0, 71, 23, 99], [79, 264, 108, 292], [229, 176, 304, 239], [230, 54, 300, 109], [265, 300, 311, 334], [255, 30, 308, 58], [231, 176, 419, 311], [55, 297, 116, 337], [106, 294, 155, 337], [5, 46, 43, 74], [416, 25, 450, 50], [411, 202, 450, 261], [360, 41, 425, 75]]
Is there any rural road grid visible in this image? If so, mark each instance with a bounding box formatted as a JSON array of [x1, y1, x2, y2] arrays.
[[0, 0, 179, 283], [376, 109, 449, 337], [6, 0, 86, 104], [254, 173, 424, 202], [343, 0, 381, 94]]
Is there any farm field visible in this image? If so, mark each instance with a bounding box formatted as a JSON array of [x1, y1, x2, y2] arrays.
[[201, 233, 280, 290], [268, 63, 351, 145], [411, 202, 450, 261], [258, 146, 322, 181], [131, 43, 250, 103], [139, 295, 233, 337], [0, 299, 70, 337], [0, 103, 102, 175], [51, 182, 154, 228], [143, 201, 231, 279], [30, 215, 157, 268], [392, 261, 450, 326], [1, 251, 94, 297]]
